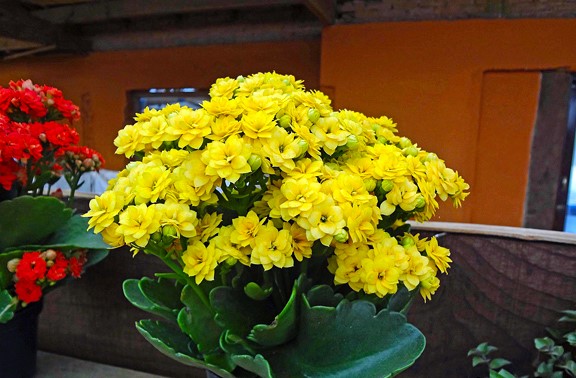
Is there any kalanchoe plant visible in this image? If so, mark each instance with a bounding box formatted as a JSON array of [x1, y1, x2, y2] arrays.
[[0, 80, 109, 323], [85, 72, 469, 377]]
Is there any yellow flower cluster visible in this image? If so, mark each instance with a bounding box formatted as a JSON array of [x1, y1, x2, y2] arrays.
[[85, 72, 468, 300]]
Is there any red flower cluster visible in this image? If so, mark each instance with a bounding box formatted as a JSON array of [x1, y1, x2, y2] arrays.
[[0, 79, 104, 193], [11, 249, 87, 304]]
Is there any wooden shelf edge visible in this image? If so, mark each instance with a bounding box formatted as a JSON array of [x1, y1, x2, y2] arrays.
[[407, 221, 576, 245]]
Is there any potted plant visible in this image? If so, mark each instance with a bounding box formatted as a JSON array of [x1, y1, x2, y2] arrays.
[[85, 72, 469, 377], [0, 80, 109, 378]]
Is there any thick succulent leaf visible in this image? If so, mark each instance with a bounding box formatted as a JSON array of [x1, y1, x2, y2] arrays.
[[210, 286, 274, 338], [123, 279, 179, 322], [179, 284, 222, 355], [232, 354, 274, 378], [248, 276, 303, 347], [0, 196, 72, 251], [45, 215, 111, 250], [0, 290, 16, 323], [135, 319, 235, 378], [139, 277, 183, 311], [259, 298, 425, 378], [305, 284, 344, 307], [387, 285, 417, 314]]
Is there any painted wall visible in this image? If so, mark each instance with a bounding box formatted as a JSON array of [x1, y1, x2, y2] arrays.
[[3, 19, 576, 225], [0, 40, 321, 171], [320, 19, 576, 225]]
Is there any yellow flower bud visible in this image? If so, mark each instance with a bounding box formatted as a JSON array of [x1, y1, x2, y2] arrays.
[[334, 229, 349, 243], [279, 114, 291, 128], [162, 225, 178, 241], [380, 179, 394, 193], [247, 154, 262, 171], [398, 137, 412, 149], [346, 135, 359, 149], [403, 145, 419, 157], [364, 178, 377, 192], [307, 108, 320, 123]]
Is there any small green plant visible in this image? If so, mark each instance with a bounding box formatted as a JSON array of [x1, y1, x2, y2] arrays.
[[469, 310, 576, 378]]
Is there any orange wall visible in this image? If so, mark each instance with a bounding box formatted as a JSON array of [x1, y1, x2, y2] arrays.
[[0, 40, 320, 170], [320, 19, 576, 224]]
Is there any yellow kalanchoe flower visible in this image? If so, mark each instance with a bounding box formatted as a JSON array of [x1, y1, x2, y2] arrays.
[[87, 71, 469, 303]]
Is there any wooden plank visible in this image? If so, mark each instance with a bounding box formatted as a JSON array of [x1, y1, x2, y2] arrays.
[[406, 232, 576, 377], [409, 220, 576, 244], [524, 70, 572, 230], [32, 0, 301, 24]]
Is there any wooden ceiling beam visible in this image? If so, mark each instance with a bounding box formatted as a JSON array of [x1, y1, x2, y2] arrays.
[[32, 0, 302, 24], [91, 20, 321, 51], [300, 0, 335, 25], [0, 1, 89, 52]]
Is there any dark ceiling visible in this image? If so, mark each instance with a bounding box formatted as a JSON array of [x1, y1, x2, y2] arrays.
[[1, 0, 576, 61], [0, 0, 337, 60]]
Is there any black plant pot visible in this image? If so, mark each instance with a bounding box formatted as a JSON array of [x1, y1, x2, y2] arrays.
[[0, 300, 43, 378]]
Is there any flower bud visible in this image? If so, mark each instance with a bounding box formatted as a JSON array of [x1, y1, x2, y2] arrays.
[[415, 195, 426, 209], [403, 145, 419, 157], [279, 114, 291, 128], [162, 225, 178, 241], [334, 229, 349, 243], [247, 154, 262, 171], [377, 136, 388, 145], [346, 135, 359, 149], [398, 137, 412, 149], [7, 258, 20, 273], [45, 249, 57, 260], [380, 179, 394, 193], [236, 75, 245, 83], [364, 178, 377, 192], [150, 232, 163, 243], [83, 158, 94, 169], [423, 153, 438, 162], [38, 133, 47, 143], [401, 236, 415, 248], [307, 108, 320, 124], [297, 139, 309, 157]]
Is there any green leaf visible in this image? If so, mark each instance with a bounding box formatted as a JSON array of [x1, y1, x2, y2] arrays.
[[232, 354, 274, 378], [489, 358, 512, 370], [559, 310, 576, 322], [0, 290, 16, 323], [472, 356, 487, 367], [387, 285, 417, 314], [559, 360, 576, 375], [0, 196, 72, 251], [490, 370, 516, 378], [564, 331, 576, 347], [244, 282, 273, 301], [45, 215, 110, 250], [535, 337, 555, 351], [210, 286, 274, 338], [178, 284, 222, 355], [255, 298, 425, 378], [135, 319, 235, 378], [139, 277, 183, 311], [248, 276, 302, 347], [305, 284, 343, 307], [122, 279, 179, 322]]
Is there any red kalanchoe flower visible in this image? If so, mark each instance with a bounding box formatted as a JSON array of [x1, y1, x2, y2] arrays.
[[15, 251, 47, 281], [15, 89, 47, 119], [46, 250, 68, 281], [42, 121, 80, 147], [14, 279, 43, 303], [68, 256, 85, 278]]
